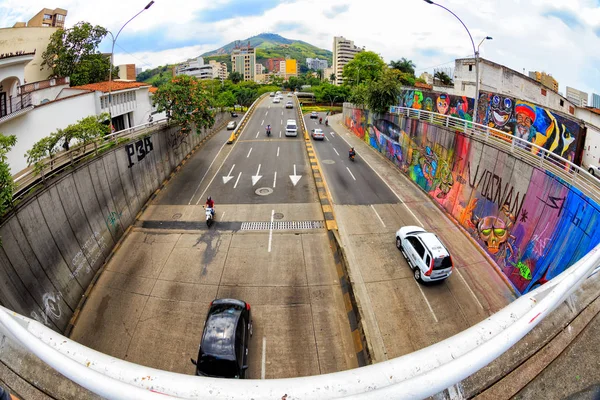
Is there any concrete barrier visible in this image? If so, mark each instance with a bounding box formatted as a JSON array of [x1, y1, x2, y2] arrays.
[[0, 112, 228, 333]]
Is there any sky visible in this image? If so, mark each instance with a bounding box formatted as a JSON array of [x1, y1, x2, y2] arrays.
[[1, 0, 599, 98]]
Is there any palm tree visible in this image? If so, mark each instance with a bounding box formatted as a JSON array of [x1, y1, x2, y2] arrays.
[[330, 73, 336, 84], [389, 58, 416, 75], [434, 71, 453, 86]]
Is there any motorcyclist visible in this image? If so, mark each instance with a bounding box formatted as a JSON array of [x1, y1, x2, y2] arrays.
[[319, 117, 322, 124], [205, 196, 215, 217], [325, 118, 329, 126], [266, 124, 271, 135], [349, 147, 356, 158]]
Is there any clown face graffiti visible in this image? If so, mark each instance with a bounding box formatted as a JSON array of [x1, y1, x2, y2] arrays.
[[436, 94, 450, 115], [490, 95, 513, 128]]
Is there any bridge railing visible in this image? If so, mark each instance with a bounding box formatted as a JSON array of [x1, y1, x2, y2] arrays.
[[1, 105, 599, 399]]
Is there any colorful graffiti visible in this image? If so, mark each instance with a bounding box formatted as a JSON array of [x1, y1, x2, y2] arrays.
[[343, 105, 600, 295], [399, 90, 475, 121]]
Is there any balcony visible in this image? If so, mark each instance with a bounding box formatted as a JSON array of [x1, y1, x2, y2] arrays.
[[0, 92, 33, 121], [19, 77, 69, 94]]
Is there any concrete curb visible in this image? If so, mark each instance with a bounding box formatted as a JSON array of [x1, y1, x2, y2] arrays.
[[297, 103, 370, 367], [227, 95, 266, 144], [64, 118, 229, 338]]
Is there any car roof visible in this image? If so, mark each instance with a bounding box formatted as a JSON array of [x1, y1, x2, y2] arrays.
[[314, 128, 323, 132], [201, 306, 242, 358], [287, 119, 296, 123], [417, 232, 450, 258]]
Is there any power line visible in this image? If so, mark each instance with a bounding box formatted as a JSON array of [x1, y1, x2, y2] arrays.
[[414, 54, 471, 72], [114, 42, 154, 68]]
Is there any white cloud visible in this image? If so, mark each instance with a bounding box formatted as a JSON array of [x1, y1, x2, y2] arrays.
[[1, 0, 598, 96]]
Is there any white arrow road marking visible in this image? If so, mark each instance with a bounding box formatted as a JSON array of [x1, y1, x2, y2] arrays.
[[268, 209, 274, 252], [333, 148, 339, 156], [222, 164, 235, 184], [247, 148, 252, 158], [346, 167, 356, 181], [289, 164, 302, 186], [252, 164, 263, 186], [261, 119, 265, 126], [330, 131, 335, 137], [273, 171, 277, 188], [234, 172, 242, 188], [277, 147, 280, 157]]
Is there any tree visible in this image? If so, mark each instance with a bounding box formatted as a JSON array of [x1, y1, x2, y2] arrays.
[[349, 83, 369, 108], [329, 73, 336, 84], [41, 22, 111, 86], [314, 83, 350, 106], [25, 134, 61, 173], [217, 91, 237, 110], [229, 71, 243, 84], [342, 51, 386, 86], [434, 71, 453, 85], [367, 69, 402, 115], [70, 114, 110, 151], [152, 75, 215, 134], [234, 87, 257, 107], [0, 133, 17, 217], [389, 58, 416, 75]]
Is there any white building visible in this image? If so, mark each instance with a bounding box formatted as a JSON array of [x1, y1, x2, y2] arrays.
[[175, 57, 221, 80], [332, 36, 362, 85], [419, 72, 433, 85], [566, 86, 588, 108], [453, 57, 577, 116], [306, 58, 328, 71]]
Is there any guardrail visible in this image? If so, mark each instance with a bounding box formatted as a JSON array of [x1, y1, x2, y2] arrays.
[[386, 105, 600, 204], [227, 94, 268, 144], [1, 106, 599, 399], [12, 118, 169, 201]]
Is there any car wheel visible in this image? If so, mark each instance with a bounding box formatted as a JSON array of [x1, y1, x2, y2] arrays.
[[414, 268, 422, 282], [396, 237, 402, 250], [589, 168, 595, 177]]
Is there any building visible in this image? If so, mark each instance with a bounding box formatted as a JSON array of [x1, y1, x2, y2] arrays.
[[231, 44, 255, 81], [566, 86, 588, 107], [25, 8, 68, 28], [454, 58, 576, 115], [592, 94, 600, 109], [284, 59, 298, 79], [528, 71, 559, 92], [266, 58, 285, 72], [208, 60, 228, 81], [116, 64, 137, 81], [306, 58, 328, 71], [0, 26, 59, 82], [255, 63, 265, 75], [175, 57, 222, 80], [323, 67, 334, 82], [332, 36, 363, 85], [419, 72, 433, 85]]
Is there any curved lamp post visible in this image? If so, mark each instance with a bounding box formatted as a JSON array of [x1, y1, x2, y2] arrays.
[[423, 0, 491, 122], [107, 1, 154, 130]]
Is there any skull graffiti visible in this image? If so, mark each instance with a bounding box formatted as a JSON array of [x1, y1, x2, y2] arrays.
[[472, 205, 516, 259]]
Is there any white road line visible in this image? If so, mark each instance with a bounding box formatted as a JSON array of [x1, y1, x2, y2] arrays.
[[247, 148, 253, 158], [220, 212, 225, 220], [415, 280, 438, 322], [261, 119, 264, 126], [261, 336, 267, 379], [265, 111, 268, 116], [281, 111, 284, 116], [255, 131, 260, 139], [371, 205, 386, 227], [279, 130, 282, 138], [455, 268, 484, 309], [280, 119, 282, 125], [273, 171, 277, 188], [346, 167, 356, 181], [325, 136, 329, 141], [268, 209, 274, 252], [336, 131, 424, 226], [233, 172, 242, 188], [277, 147, 280, 157], [188, 140, 227, 204], [333, 148, 339, 156]]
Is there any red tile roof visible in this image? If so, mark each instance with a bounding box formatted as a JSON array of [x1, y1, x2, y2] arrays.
[[588, 108, 600, 116], [149, 87, 158, 93], [71, 81, 150, 93]]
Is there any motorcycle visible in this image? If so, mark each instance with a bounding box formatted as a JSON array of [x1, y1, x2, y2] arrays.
[[204, 207, 215, 227], [319, 118, 322, 125], [266, 128, 271, 137], [349, 152, 355, 162], [325, 119, 329, 127]]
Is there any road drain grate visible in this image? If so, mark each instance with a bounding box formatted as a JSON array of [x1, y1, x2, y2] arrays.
[[241, 221, 325, 231]]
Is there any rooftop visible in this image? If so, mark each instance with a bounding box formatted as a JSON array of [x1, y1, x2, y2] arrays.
[[71, 81, 150, 93], [148, 87, 158, 94]]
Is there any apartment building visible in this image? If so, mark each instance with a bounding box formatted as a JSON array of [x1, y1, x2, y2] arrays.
[[117, 64, 137, 81], [231, 44, 255, 81], [26, 8, 68, 28], [566, 86, 588, 107], [332, 36, 362, 85], [528, 71, 559, 92], [306, 58, 328, 70], [592, 93, 600, 109], [209, 60, 228, 81], [266, 57, 284, 72], [175, 57, 225, 80]]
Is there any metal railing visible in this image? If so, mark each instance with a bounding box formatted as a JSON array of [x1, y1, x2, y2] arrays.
[[0, 106, 599, 399], [12, 118, 169, 201], [0, 92, 33, 119], [386, 105, 600, 204]]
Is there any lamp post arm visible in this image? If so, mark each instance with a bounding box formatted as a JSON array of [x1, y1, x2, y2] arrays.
[[430, 3, 476, 55]]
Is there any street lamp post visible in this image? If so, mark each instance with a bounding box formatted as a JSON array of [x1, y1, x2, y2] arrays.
[[423, 0, 491, 123], [107, 1, 154, 131]]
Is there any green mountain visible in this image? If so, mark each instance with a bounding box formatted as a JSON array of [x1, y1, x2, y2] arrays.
[[200, 33, 332, 73]]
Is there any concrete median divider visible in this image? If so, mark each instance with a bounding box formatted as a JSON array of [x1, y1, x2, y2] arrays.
[[297, 100, 370, 367], [227, 94, 268, 144]]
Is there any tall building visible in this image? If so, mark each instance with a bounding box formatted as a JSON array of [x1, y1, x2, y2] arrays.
[[333, 36, 363, 85], [209, 60, 228, 81], [285, 59, 297, 79], [25, 8, 68, 28], [231, 43, 255, 81], [566, 87, 588, 107], [175, 57, 222, 80], [255, 63, 265, 74], [528, 71, 559, 92], [267, 58, 284, 72], [306, 58, 328, 70], [592, 93, 600, 109]]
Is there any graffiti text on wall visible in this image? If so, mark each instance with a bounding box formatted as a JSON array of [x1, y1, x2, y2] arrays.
[[126, 137, 154, 168]]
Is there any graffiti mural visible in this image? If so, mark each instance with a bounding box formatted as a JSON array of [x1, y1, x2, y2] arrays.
[[399, 90, 475, 121], [343, 105, 600, 295]]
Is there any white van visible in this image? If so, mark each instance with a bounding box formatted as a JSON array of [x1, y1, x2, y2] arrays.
[[285, 119, 298, 137]]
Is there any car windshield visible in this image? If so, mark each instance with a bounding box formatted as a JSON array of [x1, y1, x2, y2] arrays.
[[434, 256, 452, 270], [197, 355, 238, 378], [287, 124, 296, 130]]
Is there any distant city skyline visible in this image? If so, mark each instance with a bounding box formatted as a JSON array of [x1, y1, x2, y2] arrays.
[[1, 0, 598, 95]]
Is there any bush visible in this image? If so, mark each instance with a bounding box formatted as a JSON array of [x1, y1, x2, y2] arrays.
[[0, 133, 17, 217]]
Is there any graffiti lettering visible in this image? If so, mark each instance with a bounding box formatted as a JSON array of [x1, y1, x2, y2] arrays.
[[537, 195, 565, 211], [456, 175, 467, 185], [31, 292, 62, 326], [467, 162, 525, 217], [126, 137, 154, 168], [70, 231, 107, 279], [106, 210, 123, 230]]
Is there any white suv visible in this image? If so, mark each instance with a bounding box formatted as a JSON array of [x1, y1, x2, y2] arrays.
[[285, 119, 298, 137], [396, 226, 453, 283]]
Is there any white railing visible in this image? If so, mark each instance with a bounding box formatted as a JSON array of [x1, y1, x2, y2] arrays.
[[387, 105, 600, 204], [1, 106, 599, 399]]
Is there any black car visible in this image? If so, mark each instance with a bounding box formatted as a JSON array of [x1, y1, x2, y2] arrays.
[[310, 111, 318, 119], [191, 299, 252, 379], [231, 111, 238, 117]]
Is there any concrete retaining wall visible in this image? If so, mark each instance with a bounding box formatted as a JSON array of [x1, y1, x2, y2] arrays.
[[0, 113, 228, 333], [343, 105, 600, 296]]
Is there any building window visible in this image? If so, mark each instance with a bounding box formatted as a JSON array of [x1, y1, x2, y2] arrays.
[[541, 88, 547, 96], [469, 65, 473, 72], [44, 14, 52, 19], [56, 14, 64, 21], [569, 106, 574, 114], [560, 99, 564, 107]]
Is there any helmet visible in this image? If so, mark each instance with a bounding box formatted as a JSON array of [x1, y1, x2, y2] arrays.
[[207, 196, 211, 201]]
